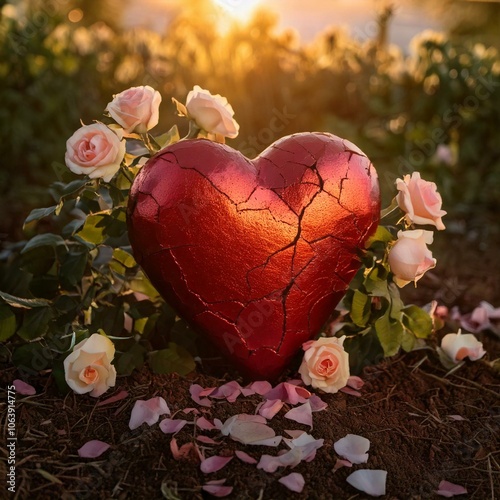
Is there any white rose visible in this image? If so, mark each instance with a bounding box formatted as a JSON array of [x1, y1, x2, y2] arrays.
[[65, 123, 125, 182], [395, 172, 447, 230], [185, 85, 240, 139], [388, 230, 436, 287], [298, 337, 350, 394], [64, 333, 117, 397], [106, 85, 162, 134], [438, 329, 486, 369]]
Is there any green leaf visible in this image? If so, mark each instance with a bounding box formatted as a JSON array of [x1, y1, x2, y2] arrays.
[[0, 304, 16, 341], [17, 307, 54, 340], [21, 233, 66, 254], [115, 343, 146, 376], [154, 125, 180, 149], [59, 250, 88, 287], [24, 205, 58, 226], [401, 329, 417, 352], [75, 214, 107, 245], [365, 225, 394, 248], [149, 342, 196, 376], [110, 248, 137, 274], [350, 290, 370, 327], [20, 245, 56, 276], [375, 312, 404, 357], [343, 330, 385, 375], [0, 291, 51, 309], [402, 305, 433, 339], [12, 343, 54, 375]]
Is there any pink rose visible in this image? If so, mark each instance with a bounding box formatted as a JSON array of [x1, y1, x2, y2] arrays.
[[64, 333, 117, 397], [438, 330, 486, 369], [65, 123, 125, 182], [388, 230, 436, 287], [396, 172, 446, 230], [298, 337, 350, 393], [106, 85, 161, 134], [185, 85, 240, 139]]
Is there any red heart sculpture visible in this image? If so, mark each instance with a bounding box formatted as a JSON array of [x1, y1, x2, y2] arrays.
[[127, 133, 380, 380]]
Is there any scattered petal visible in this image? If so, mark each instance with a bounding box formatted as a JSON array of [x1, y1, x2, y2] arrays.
[[170, 438, 201, 461], [284, 401, 313, 428], [309, 394, 328, 412], [197, 435, 219, 445], [78, 440, 110, 458], [182, 407, 200, 415], [346, 470, 387, 497], [210, 381, 242, 402], [264, 382, 311, 405], [214, 418, 223, 430], [340, 386, 362, 397], [334, 434, 370, 464], [257, 399, 284, 420], [13, 379, 36, 396], [346, 376, 364, 390], [439, 330, 486, 367], [222, 415, 280, 446], [190, 384, 212, 407], [333, 458, 352, 472], [159, 418, 188, 434], [436, 480, 468, 497], [249, 380, 272, 395], [284, 430, 305, 439], [197, 416, 216, 430], [129, 397, 170, 430], [96, 390, 128, 407], [278, 472, 305, 493], [448, 415, 466, 421], [202, 479, 233, 497], [235, 450, 258, 464], [257, 454, 284, 473], [200, 455, 233, 474]]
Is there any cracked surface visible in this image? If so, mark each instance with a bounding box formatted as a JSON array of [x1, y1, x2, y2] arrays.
[[127, 132, 380, 380]]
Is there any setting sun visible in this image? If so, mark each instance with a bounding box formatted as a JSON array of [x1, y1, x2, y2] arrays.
[[212, 0, 264, 21]]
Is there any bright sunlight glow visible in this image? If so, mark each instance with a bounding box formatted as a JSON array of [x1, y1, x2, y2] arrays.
[[213, 0, 264, 21]]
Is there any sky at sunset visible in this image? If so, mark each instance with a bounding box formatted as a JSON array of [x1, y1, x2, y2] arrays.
[[123, 0, 440, 50]]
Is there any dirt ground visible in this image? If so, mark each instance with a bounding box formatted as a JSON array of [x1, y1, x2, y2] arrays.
[[1, 210, 499, 499]]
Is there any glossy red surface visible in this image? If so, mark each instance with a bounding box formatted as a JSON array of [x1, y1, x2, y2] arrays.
[[127, 132, 380, 380]]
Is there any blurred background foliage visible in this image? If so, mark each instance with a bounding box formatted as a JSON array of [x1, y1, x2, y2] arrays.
[[1, 0, 499, 239]]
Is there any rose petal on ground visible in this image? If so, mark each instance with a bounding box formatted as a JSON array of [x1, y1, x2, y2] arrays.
[[202, 479, 233, 497], [284, 430, 305, 439], [340, 386, 362, 397], [200, 455, 233, 473], [214, 418, 223, 430], [264, 382, 311, 404], [436, 480, 468, 497], [250, 436, 283, 446], [197, 416, 216, 430], [78, 440, 110, 458], [235, 450, 258, 464], [278, 472, 305, 493], [197, 435, 219, 445], [96, 390, 128, 407], [334, 434, 370, 464], [182, 407, 200, 415], [190, 384, 212, 407], [346, 470, 387, 497], [258, 399, 284, 420], [229, 420, 279, 446], [333, 458, 353, 472], [257, 454, 284, 473], [129, 397, 170, 430], [159, 418, 188, 434], [346, 376, 364, 390], [284, 401, 313, 428], [13, 379, 36, 396], [309, 394, 328, 412], [286, 433, 324, 462], [240, 386, 256, 397], [249, 380, 272, 395], [170, 439, 202, 461], [199, 387, 216, 397], [210, 381, 242, 402], [220, 414, 267, 437]]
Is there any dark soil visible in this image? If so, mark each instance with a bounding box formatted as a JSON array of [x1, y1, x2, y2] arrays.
[[1, 212, 499, 499]]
